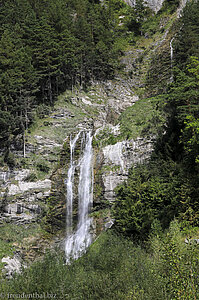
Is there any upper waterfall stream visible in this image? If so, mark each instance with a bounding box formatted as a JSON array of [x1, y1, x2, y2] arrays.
[[65, 131, 93, 262], [170, 37, 174, 81]]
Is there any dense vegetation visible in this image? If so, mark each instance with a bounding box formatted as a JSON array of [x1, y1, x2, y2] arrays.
[[0, 0, 147, 159], [1, 224, 199, 299], [114, 0, 199, 238], [1, 0, 199, 298]]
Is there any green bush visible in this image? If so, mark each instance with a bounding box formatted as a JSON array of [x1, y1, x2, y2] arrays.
[[113, 160, 183, 237], [1, 225, 199, 299], [0, 231, 166, 299], [149, 219, 199, 300]]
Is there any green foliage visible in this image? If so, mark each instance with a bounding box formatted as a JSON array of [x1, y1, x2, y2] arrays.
[[0, 0, 132, 151], [141, 0, 178, 37], [150, 220, 199, 299], [3, 151, 16, 168], [183, 115, 199, 163], [94, 127, 118, 147], [42, 192, 66, 233], [135, 36, 199, 235], [0, 231, 166, 299], [1, 225, 198, 299], [175, 0, 199, 69], [0, 223, 42, 276], [36, 161, 50, 174], [119, 96, 166, 140], [162, 56, 199, 168], [114, 160, 183, 237], [24, 172, 38, 182], [35, 104, 52, 119]]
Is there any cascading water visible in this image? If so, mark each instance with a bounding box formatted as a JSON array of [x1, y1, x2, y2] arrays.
[[65, 132, 81, 237], [65, 131, 93, 262], [170, 37, 174, 81]]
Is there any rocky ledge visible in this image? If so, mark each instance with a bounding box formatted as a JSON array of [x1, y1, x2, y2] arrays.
[[0, 169, 51, 224]]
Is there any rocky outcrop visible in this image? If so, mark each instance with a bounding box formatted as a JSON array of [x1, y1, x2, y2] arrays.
[[0, 168, 51, 224], [102, 79, 139, 113], [124, 0, 165, 12], [2, 254, 24, 278], [7, 179, 51, 196], [94, 137, 154, 202]]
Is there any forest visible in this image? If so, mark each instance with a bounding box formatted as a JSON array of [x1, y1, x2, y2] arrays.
[[0, 0, 199, 299], [0, 0, 144, 158], [115, 0, 199, 237]]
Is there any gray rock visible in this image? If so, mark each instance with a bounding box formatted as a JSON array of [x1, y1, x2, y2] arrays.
[[185, 238, 199, 245], [177, 0, 188, 17], [36, 192, 43, 199], [124, 0, 165, 12], [104, 219, 115, 230], [14, 169, 30, 181], [0, 171, 10, 182], [8, 179, 51, 196], [100, 137, 154, 201], [4, 203, 23, 214], [2, 254, 25, 278]]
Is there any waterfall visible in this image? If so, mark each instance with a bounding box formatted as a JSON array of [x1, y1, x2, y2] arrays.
[[170, 37, 174, 81], [65, 132, 81, 237], [65, 131, 93, 262]]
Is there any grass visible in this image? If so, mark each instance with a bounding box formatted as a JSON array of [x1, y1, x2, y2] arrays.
[[0, 223, 43, 276], [119, 96, 166, 140], [94, 95, 166, 147], [0, 240, 14, 277], [0, 223, 42, 247]]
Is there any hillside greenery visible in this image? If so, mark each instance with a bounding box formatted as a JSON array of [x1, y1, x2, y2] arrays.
[[1, 224, 199, 299], [0, 0, 199, 298], [114, 1, 199, 237], [0, 0, 148, 157]]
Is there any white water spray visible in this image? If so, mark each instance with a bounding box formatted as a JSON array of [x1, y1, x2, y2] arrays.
[[65, 131, 93, 262]]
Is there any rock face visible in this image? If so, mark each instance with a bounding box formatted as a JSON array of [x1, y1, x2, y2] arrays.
[[125, 0, 188, 15], [97, 137, 154, 202], [0, 168, 51, 224], [124, 0, 165, 12], [8, 179, 51, 196], [0, 29, 155, 232], [102, 79, 139, 113]]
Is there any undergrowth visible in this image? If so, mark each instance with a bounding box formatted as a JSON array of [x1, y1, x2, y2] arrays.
[[1, 222, 198, 299]]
